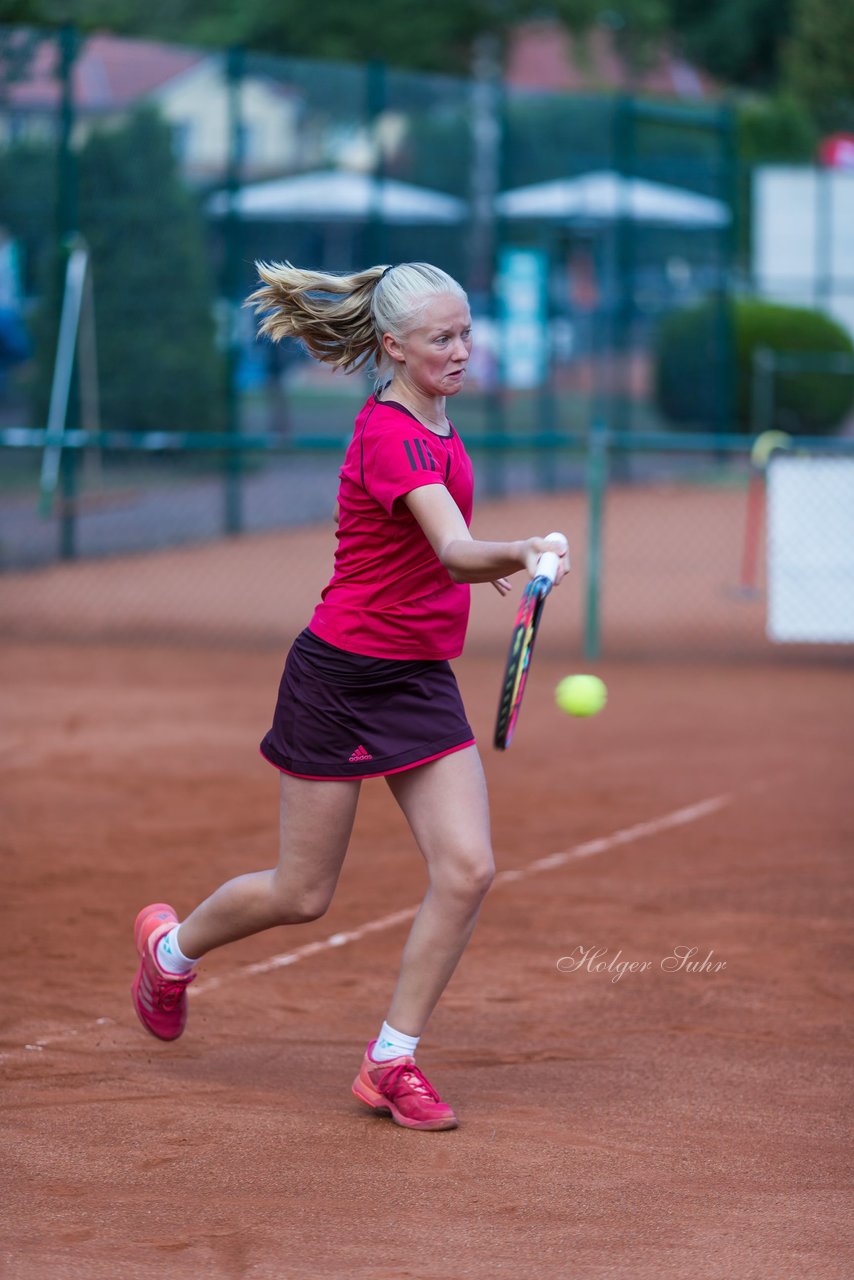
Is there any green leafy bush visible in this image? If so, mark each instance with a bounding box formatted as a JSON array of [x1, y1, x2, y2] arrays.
[[654, 295, 854, 435]]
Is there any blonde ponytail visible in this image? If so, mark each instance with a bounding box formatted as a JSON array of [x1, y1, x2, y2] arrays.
[[246, 261, 467, 380], [247, 263, 384, 373]]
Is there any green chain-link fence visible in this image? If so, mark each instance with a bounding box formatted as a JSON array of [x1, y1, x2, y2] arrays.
[[2, 26, 852, 660]]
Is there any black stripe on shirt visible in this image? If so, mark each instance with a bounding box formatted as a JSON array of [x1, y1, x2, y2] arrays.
[[422, 440, 438, 471], [405, 437, 442, 475]]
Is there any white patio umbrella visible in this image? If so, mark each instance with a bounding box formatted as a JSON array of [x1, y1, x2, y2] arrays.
[[208, 169, 467, 224], [495, 169, 729, 227]]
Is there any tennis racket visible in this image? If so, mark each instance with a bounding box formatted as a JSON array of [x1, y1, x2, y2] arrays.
[[494, 532, 568, 751]]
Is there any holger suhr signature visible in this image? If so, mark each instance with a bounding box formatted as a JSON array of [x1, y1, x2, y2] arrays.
[[557, 945, 727, 984]]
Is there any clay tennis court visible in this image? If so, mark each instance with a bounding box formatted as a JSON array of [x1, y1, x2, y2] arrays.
[[2, 490, 852, 1279]]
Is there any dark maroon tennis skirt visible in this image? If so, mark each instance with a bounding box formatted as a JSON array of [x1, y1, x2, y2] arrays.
[[259, 628, 475, 780]]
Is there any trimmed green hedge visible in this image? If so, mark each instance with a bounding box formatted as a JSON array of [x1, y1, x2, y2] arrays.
[[654, 296, 854, 435]]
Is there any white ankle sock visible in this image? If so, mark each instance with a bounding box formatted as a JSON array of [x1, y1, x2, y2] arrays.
[[156, 925, 198, 975], [372, 1021, 420, 1062]]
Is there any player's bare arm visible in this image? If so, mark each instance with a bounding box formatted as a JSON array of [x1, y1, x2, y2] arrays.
[[404, 485, 569, 585]]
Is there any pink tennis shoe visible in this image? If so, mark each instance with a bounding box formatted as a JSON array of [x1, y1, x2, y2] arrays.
[[131, 903, 195, 1041], [352, 1040, 458, 1131]]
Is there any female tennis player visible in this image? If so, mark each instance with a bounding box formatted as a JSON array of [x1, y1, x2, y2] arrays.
[[131, 262, 569, 1131]]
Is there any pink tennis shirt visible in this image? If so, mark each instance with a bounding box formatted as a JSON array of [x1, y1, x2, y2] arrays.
[[309, 395, 474, 660]]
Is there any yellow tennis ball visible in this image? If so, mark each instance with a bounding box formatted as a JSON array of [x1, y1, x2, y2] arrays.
[[750, 429, 792, 470], [555, 674, 607, 718]]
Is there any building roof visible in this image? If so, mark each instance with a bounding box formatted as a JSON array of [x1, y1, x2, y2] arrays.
[[2, 32, 203, 112], [2, 24, 717, 116], [505, 21, 718, 100]]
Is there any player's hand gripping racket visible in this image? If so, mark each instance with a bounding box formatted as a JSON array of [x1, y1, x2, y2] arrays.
[[494, 532, 569, 751]]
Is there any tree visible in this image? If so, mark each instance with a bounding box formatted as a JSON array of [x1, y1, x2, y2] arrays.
[[73, 108, 223, 432], [2, 0, 671, 75], [0, 141, 54, 289], [666, 0, 794, 89], [0, 0, 216, 30], [784, 0, 854, 133], [737, 94, 816, 168], [15, 108, 223, 431]]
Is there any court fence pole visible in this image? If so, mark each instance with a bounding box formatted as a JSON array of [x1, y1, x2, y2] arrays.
[[717, 101, 738, 443], [222, 44, 245, 537], [584, 418, 608, 659], [472, 37, 505, 499], [366, 60, 388, 268], [57, 24, 80, 561]]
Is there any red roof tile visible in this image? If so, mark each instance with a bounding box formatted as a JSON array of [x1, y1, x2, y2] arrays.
[[505, 21, 719, 99], [3, 32, 202, 111]]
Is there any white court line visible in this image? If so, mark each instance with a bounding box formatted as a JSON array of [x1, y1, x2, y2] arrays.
[[192, 791, 732, 995], [18, 1018, 114, 1055], [1, 791, 733, 1058]]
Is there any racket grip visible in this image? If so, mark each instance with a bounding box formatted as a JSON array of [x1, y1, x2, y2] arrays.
[[536, 531, 569, 583]]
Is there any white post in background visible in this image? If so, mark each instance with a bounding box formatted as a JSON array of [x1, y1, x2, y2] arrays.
[[39, 241, 89, 517], [767, 454, 854, 643]]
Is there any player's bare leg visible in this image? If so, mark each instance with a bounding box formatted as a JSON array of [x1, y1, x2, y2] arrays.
[[350, 746, 491, 1129], [175, 773, 361, 958], [133, 774, 360, 1041], [383, 745, 495, 1036]]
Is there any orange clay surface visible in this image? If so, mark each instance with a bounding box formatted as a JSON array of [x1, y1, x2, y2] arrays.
[[1, 492, 852, 1279]]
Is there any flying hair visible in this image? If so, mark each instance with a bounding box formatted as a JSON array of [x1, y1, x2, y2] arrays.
[[246, 262, 467, 381]]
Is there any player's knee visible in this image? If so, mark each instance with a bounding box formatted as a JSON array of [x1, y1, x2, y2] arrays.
[[270, 885, 332, 925], [436, 848, 495, 904], [475, 858, 496, 899], [282, 899, 330, 925], [290, 899, 330, 924]]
